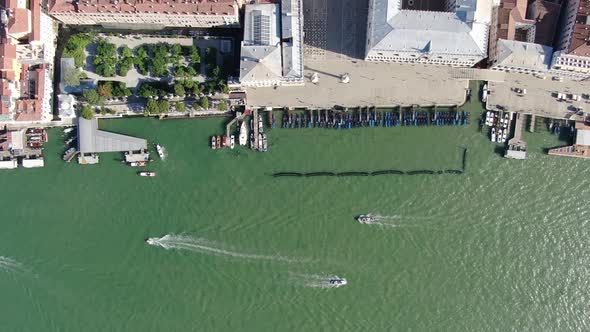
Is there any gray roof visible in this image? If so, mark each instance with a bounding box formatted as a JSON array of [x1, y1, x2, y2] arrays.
[[367, 0, 488, 57], [281, 0, 303, 79], [77, 117, 147, 153], [240, 45, 283, 83], [495, 40, 552, 71], [577, 129, 590, 146]]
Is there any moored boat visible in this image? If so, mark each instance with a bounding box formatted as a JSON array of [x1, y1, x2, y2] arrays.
[[230, 135, 235, 149], [138, 171, 156, 177], [258, 133, 263, 150], [211, 136, 217, 149], [216, 135, 221, 148], [239, 121, 248, 146], [156, 144, 166, 159], [222, 135, 227, 148], [262, 133, 267, 152], [129, 161, 147, 167], [491, 127, 496, 142]]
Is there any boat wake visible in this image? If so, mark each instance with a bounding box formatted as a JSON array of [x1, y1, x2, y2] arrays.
[[146, 234, 298, 263], [0, 256, 26, 274], [290, 273, 348, 289], [358, 214, 439, 229]]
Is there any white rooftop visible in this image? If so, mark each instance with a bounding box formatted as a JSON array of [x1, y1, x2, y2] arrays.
[[496, 40, 553, 72], [367, 0, 490, 56], [77, 117, 147, 154], [577, 129, 590, 146]]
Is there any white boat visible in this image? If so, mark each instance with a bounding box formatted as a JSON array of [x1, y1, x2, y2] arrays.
[[250, 133, 254, 149], [357, 214, 377, 224], [262, 133, 267, 152], [63, 127, 74, 134], [328, 277, 347, 288], [230, 135, 235, 149], [491, 127, 496, 142], [239, 122, 248, 146], [156, 144, 166, 160], [138, 171, 156, 177], [497, 129, 503, 143], [145, 237, 159, 246], [482, 84, 488, 102], [129, 161, 146, 167], [502, 129, 507, 142], [485, 111, 491, 126], [504, 113, 510, 128], [258, 133, 263, 150], [258, 114, 263, 131], [211, 136, 216, 150]]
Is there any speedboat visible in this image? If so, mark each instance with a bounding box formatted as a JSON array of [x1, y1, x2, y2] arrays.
[[504, 113, 510, 128], [258, 133, 263, 150], [497, 129, 503, 143], [491, 127, 496, 142], [230, 135, 235, 149], [357, 214, 377, 224], [156, 144, 166, 159], [239, 121, 248, 146], [138, 171, 156, 177], [129, 161, 146, 167], [328, 277, 347, 287], [216, 135, 221, 148], [145, 237, 159, 246], [211, 136, 216, 149], [485, 111, 491, 126], [502, 129, 507, 142], [262, 133, 268, 152]]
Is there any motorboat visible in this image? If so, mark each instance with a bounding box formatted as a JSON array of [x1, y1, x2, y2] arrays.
[[145, 237, 159, 246], [222, 135, 227, 148], [502, 129, 507, 142], [239, 121, 248, 146], [216, 135, 221, 148], [250, 132, 254, 148], [258, 133, 263, 150], [230, 135, 235, 149], [211, 136, 216, 149], [497, 129, 503, 143], [485, 111, 491, 126], [482, 84, 488, 102], [491, 127, 496, 142], [262, 133, 268, 152], [258, 114, 263, 131], [328, 277, 347, 287], [129, 161, 147, 167], [156, 144, 166, 160], [504, 113, 510, 128], [63, 127, 74, 134], [138, 171, 156, 177], [357, 214, 377, 224]]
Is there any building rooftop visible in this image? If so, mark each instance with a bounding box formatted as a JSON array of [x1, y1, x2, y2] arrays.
[[77, 117, 147, 154], [366, 0, 489, 57], [568, 0, 590, 56], [48, 0, 237, 16], [496, 39, 553, 71]]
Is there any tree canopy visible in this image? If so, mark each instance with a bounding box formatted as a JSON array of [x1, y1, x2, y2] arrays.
[[80, 105, 94, 119]]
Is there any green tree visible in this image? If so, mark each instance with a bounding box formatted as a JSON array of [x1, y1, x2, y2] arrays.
[[64, 33, 93, 67], [199, 96, 209, 110], [191, 85, 201, 95], [218, 100, 228, 111], [145, 99, 160, 114], [210, 66, 221, 79], [171, 44, 182, 57], [175, 66, 185, 76], [82, 89, 103, 105], [80, 105, 94, 119], [120, 46, 133, 58], [175, 101, 185, 113], [159, 100, 170, 113], [97, 82, 113, 99], [187, 65, 197, 76], [174, 83, 185, 96], [189, 45, 200, 64]]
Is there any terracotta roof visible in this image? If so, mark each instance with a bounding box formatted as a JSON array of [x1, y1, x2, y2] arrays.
[[568, 0, 590, 56], [14, 99, 42, 121], [34, 65, 45, 100], [529, 1, 561, 47], [48, 0, 237, 16], [0, 42, 16, 71], [495, 0, 535, 41], [30, 0, 41, 42], [7, 8, 31, 35]]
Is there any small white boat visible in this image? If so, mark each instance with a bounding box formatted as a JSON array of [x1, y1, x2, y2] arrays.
[[357, 214, 377, 224], [328, 277, 347, 288], [239, 121, 248, 146], [491, 127, 496, 142], [262, 133, 267, 152], [503, 113, 510, 128], [258, 114, 263, 131], [502, 129, 507, 142], [230, 135, 235, 149], [156, 144, 166, 160], [258, 133, 263, 150], [497, 129, 503, 143], [63, 127, 74, 134], [211, 136, 216, 150], [485, 111, 491, 126], [129, 161, 146, 167], [482, 84, 488, 102], [145, 238, 159, 246], [138, 171, 156, 177]]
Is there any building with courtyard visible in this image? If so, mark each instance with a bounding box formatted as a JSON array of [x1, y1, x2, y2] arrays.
[[364, 0, 492, 67], [47, 0, 240, 28], [488, 0, 561, 75], [0, 0, 57, 123], [239, 0, 304, 87]]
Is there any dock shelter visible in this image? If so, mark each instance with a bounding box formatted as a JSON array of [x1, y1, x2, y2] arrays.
[[77, 117, 147, 160]]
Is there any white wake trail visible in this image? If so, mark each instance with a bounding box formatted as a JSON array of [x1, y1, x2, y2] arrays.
[[0, 256, 27, 274], [148, 234, 298, 263], [289, 273, 347, 289]]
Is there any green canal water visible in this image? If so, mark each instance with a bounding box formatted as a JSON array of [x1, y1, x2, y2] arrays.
[[2, 88, 590, 331]]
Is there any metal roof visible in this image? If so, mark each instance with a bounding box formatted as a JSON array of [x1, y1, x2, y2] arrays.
[[495, 39, 552, 71], [77, 117, 147, 153]]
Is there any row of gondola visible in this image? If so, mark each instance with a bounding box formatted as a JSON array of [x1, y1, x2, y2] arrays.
[[279, 110, 469, 129], [273, 169, 464, 177]]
